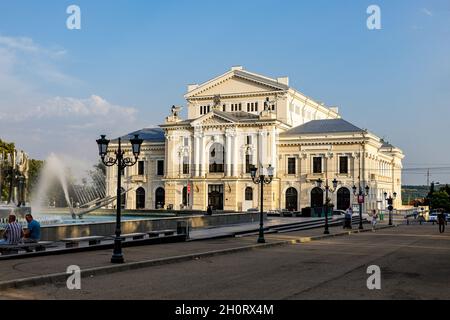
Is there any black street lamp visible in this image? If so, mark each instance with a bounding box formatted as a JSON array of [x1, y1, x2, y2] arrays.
[[384, 192, 397, 226], [316, 178, 338, 234], [250, 164, 274, 244], [353, 184, 370, 230], [96, 134, 143, 263]]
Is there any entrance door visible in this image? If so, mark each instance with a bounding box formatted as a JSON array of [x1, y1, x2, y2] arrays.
[[135, 187, 145, 209], [155, 187, 165, 209], [311, 187, 324, 216], [285, 187, 298, 211], [208, 185, 224, 210], [337, 187, 351, 211]]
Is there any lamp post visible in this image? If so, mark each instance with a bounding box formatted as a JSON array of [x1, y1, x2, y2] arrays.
[[250, 164, 274, 244], [384, 192, 397, 226], [96, 134, 143, 263], [316, 178, 338, 234], [353, 184, 370, 230]]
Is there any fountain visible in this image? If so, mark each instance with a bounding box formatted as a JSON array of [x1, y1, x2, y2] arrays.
[[1, 152, 131, 228], [31, 153, 74, 217]]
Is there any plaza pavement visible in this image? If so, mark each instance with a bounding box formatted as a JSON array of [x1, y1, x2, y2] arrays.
[[0, 220, 376, 291], [3, 223, 449, 300]]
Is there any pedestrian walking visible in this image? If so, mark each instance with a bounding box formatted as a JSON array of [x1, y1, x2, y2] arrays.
[[344, 207, 353, 229], [371, 209, 378, 230], [437, 209, 446, 233]]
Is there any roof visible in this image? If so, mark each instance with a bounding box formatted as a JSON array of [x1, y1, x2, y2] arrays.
[[185, 68, 289, 99], [282, 119, 364, 135], [113, 127, 165, 143], [380, 139, 395, 148]]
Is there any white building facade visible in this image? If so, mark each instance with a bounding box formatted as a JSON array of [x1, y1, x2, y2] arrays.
[[106, 67, 404, 214]]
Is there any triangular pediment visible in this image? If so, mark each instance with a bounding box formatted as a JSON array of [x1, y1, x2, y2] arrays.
[[191, 111, 236, 127], [185, 69, 288, 99]]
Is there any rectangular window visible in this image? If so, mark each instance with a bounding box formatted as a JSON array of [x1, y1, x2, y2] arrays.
[[339, 156, 349, 174], [223, 104, 226, 112], [157, 160, 164, 176], [247, 103, 250, 112], [255, 102, 258, 112], [138, 161, 145, 175], [288, 158, 296, 175], [245, 154, 252, 173], [313, 157, 322, 174], [183, 158, 190, 174], [184, 137, 189, 147], [239, 103, 242, 111], [246, 135, 252, 145]]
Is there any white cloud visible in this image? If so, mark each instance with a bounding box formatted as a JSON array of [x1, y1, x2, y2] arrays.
[[0, 35, 66, 57], [0, 35, 144, 165]]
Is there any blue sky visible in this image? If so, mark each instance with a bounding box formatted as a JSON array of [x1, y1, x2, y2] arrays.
[[0, 0, 449, 184]]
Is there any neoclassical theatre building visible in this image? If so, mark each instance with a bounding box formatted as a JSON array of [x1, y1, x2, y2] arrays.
[[106, 67, 404, 213]]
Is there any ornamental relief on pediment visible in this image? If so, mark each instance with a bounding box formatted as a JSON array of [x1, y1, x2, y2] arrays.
[[199, 116, 233, 126]]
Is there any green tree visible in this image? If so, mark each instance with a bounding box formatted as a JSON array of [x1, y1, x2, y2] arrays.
[[0, 139, 15, 202], [430, 191, 450, 212]]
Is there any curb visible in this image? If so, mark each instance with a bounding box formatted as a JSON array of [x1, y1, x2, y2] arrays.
[[0, 224, 397, 290]]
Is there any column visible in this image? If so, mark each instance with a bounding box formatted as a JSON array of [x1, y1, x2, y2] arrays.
[[271, 128, 277, 175], [225, 129, 234, 176], [199, 135, 204, 176], [258, 130, 265, 170], [194, 134, 200, 177], [232, 134, 238, 177]]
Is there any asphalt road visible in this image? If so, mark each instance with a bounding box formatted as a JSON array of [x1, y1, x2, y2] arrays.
[[2, 224, 450, 300]]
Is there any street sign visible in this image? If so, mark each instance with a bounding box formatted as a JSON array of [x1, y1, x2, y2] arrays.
[[358, 195, 365, 204]]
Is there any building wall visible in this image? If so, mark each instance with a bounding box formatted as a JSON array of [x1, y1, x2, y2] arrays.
[[105, 68, 403, 213]]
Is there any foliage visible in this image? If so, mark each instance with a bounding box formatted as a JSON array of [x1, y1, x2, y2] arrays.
[[429, 191, 450, 212]]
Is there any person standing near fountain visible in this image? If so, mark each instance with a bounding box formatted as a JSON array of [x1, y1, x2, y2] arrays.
[[23, 214, 41, 243], [0, 214, 23, 245]]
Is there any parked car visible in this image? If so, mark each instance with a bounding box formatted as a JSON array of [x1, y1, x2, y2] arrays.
[[247, 208, 259, 213], [428, 211, 449, 223]]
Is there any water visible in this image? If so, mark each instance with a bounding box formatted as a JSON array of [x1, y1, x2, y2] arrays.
[[0, 213, 156, 229], [31, 153, 74, 215]]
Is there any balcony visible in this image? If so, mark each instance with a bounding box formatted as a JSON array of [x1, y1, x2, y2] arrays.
[[306, 173, 324, 181], [130, 175, 147, 183]]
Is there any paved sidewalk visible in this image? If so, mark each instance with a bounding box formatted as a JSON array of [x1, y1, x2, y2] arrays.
[[0, 223, 380, 288], [189, 216, 318, 239]]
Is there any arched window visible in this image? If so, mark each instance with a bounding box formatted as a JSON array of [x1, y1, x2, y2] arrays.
[[209, 143, 225, 173], [245, 187, 253, 201], [136, 187, 145, 209]]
